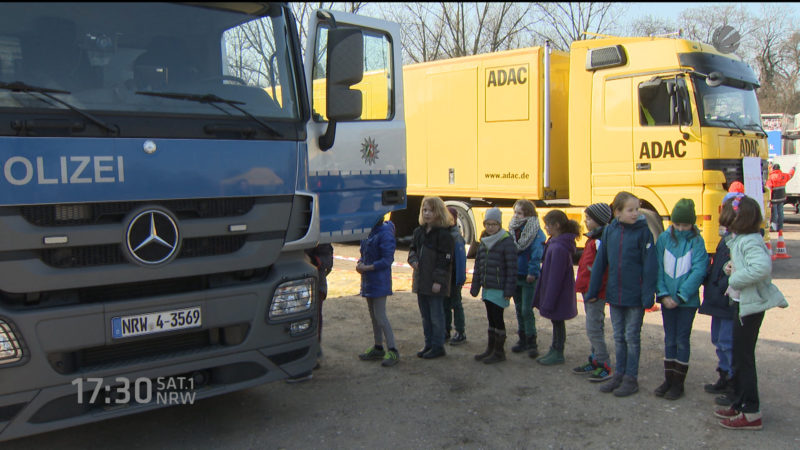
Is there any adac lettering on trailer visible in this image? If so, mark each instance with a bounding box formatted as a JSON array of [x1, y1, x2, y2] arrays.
[[2, 155, 125, 186], [639, 140, 687, 159], [740, 139, 761, 157], [487, 66, 528, 87]]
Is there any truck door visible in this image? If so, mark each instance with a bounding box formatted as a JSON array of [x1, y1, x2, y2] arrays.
[[304, 11, 406, 242], [632, 75, 702, 205]]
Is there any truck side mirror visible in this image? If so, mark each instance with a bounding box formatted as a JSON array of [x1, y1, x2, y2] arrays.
[[319, 26, 363, 151], [326, 27, 363, 121]]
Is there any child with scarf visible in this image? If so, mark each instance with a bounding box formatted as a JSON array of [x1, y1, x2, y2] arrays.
[[507, 199, 546, 358], [470, 207, 517, 364]]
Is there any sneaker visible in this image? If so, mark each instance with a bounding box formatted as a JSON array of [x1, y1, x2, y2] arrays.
[[715, 393, 734, 407], [358, 346, 385, 361], [449, 331, 467, 346], [719, 413, 762, 430], [572, 358, 596, 375], [588, 363, 613, 382], [381, 349, 400, 367], [714, 407, 741, 419], [285, 371, 313, 383]]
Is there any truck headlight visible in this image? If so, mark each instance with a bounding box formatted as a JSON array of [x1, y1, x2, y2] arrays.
[[0, 320, 23, 364], [269, 278, 314, 319]]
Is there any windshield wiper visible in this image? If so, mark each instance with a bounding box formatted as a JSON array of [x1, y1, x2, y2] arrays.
[[135, 91, 280, 137], [0, 81, 119, 136], [715, 117, 746, 136], [744, 122, 768, 138]]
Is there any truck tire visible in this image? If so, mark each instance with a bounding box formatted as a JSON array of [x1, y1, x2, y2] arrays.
[[641, 209, 664, 241]]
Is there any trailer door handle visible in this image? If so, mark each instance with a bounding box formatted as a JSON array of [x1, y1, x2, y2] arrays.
[[636, 163, 651, 171], [382, 189, 405, 205]]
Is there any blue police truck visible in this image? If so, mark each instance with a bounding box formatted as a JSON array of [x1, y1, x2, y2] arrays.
[[0, 2, 405, 440]]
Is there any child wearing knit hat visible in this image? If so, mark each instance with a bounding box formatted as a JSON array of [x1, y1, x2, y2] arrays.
[[653, 198, 708, 400], [573, 203, 614, 381]]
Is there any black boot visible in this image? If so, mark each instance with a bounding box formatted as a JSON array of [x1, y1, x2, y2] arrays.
[[474, 328, 495, 361], [704, 368, 729, 394], [664, 362, 688, 400], [483, 330, 507, 364], [526, 334, 540, 359], [511, 331, 528, 353], [654, 359, 674, 397]]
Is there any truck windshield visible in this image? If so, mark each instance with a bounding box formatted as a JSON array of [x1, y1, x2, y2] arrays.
[[692, 74, 762, 132], [0, 3, 299, 125]]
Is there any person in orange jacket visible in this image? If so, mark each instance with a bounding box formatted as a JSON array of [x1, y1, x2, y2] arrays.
[[766, 163, 796, 231]]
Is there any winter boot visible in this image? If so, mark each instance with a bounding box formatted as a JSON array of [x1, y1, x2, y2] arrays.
[[474, 328, 496, 361], [526, 334, 540, 359], [511, 331, 528, 353], [664, 362, 688, 400], [704, 368, 730, 394], [613, 375, 639, 397], [483, 330, 507, 364], [536, 347, 565, 365], [654, 359, 674, 397]]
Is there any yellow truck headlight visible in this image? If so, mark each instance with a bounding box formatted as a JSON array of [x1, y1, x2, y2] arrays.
[[269, 278, 314, 319]]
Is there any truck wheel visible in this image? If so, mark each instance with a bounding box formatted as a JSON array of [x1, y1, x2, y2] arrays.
[[641, 209, 664, 240]]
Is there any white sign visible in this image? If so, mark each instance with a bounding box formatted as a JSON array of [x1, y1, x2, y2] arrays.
[[742, 156, 765, 215]]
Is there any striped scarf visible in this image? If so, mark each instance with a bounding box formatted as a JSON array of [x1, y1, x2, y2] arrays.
[[508, 216, 540, 251]]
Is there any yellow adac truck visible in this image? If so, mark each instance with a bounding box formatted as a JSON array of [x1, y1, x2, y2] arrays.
[[389, 36, 769, 254]]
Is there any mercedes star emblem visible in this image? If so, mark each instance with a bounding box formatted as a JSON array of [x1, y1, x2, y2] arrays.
[[126, 209, 179, 265]]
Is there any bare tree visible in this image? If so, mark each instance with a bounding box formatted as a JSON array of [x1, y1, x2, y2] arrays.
[[290, 2, 369, 51], [628, 14, 679, 37], [532, 2, 628, 51], [382, 3, 447, 63]]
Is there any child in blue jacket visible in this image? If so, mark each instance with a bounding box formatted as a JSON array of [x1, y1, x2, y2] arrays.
[[357, 218, 400, 367], [586, 191, 657, 397], [653, 199, 708, 400], [444, 207, 468, 345], [508, 199, 545, 357]]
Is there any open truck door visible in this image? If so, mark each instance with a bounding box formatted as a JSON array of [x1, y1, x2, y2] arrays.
[[305, 10, 406, 243]]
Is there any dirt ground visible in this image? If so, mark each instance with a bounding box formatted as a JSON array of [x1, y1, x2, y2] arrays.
[[5, 218, 799, 449], [297, 218, 800, 449]]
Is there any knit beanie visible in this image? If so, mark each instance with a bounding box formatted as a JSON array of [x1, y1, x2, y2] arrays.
[[585, 203, 612, 225], [484, 207, 502, 225], [671, 198, 696, 224]]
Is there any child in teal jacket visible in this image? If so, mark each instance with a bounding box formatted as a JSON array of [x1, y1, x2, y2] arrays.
[[653, 199, 708, 401]]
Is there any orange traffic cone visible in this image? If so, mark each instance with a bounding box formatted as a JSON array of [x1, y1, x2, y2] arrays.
[[775, 230, 791, 259], [766, 238, 777, 261]]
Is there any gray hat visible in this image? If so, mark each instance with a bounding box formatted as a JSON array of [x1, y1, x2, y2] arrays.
[[484, 207, 502, 224], [585, 203, 612, 225]]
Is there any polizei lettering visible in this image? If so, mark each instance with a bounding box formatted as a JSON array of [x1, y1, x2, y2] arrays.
[[2, 156, 125, 186], [740, 139, 760, 157], [487, 67, 528, 87], [639, 140, 687, 159]]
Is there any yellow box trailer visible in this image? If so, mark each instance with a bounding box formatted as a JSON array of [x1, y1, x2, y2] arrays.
[[391, 36, 770, 254]]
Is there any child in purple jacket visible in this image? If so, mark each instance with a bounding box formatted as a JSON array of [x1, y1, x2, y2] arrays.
[[533, 210, 581, 366]]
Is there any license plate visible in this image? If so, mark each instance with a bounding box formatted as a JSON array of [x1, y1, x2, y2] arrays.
[[112, 307, 202, 339]]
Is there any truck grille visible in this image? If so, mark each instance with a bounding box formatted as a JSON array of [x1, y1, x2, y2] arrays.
[[703, 158, 769, 191], [40, 236, 248, 268], [20, 197, 256, 226]]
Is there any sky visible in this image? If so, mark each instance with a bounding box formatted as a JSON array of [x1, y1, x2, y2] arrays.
[[625, 2, 800, 24]]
